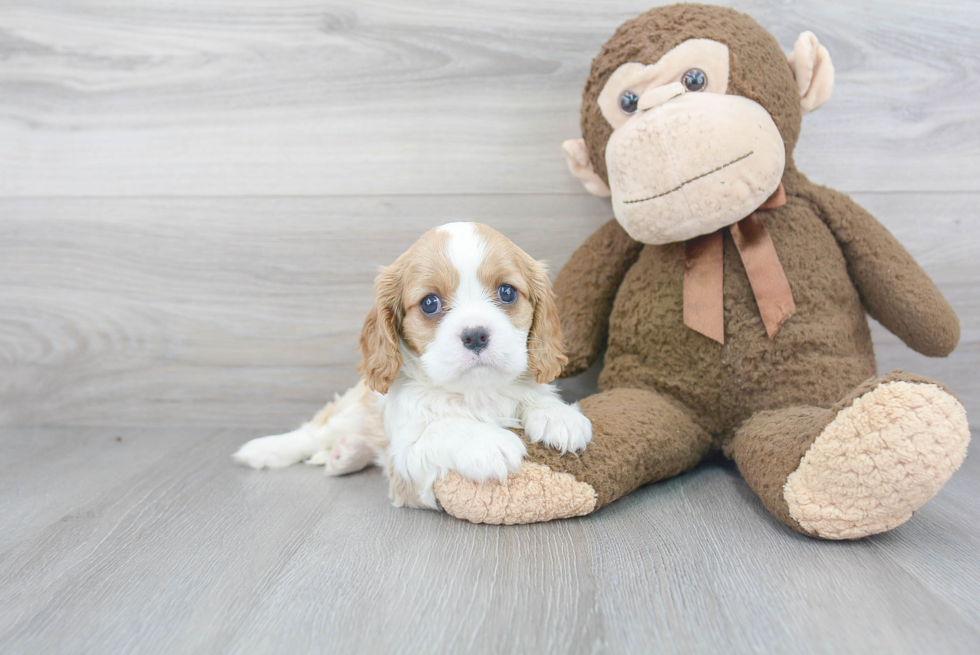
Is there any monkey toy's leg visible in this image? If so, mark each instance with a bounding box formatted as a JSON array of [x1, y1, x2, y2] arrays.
[[726, 372, 970, 540], [433, 388, 712, 524]]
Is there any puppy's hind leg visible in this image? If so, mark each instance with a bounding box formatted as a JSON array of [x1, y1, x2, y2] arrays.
[[234, 380, 383, 470], [305, 380, 388, 476], [233, 425, 324, 470], [316, 433, 377, 476]]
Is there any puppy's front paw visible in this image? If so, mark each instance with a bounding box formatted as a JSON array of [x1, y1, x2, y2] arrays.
[[453, 428, 527, 484], [524, 403, 593, 454]]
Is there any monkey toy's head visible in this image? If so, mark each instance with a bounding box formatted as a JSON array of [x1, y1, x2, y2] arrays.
[[563, 3, 834, 245]]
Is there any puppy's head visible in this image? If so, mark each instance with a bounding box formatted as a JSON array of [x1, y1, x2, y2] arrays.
[[358, 222, 566, 393]]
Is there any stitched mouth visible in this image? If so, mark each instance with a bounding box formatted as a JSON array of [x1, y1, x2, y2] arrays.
[[623, 151, 754, 205]]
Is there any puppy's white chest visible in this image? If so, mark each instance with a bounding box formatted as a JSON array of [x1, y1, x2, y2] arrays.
[[389, 385, 523, 429]]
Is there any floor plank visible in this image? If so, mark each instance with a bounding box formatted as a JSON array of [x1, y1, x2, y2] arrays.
[[0, 426, 211, 552], [1, 0, 978, 197], [0, 427, 977, 654]]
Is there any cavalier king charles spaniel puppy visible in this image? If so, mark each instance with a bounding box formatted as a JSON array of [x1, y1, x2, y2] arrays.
[[234, 222, 592, 509]]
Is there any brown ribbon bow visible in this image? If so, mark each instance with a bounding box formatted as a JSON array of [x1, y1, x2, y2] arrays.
[[683, 183, 795, 344]]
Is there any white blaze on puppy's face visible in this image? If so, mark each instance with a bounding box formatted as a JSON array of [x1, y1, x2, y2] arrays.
[[414, 223, 533, 390]]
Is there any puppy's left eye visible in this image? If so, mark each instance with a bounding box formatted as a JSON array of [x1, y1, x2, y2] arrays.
[[497, 284, 518, 304]]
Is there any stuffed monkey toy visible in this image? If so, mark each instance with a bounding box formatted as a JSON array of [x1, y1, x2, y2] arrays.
[[431, 3, 970, 539]]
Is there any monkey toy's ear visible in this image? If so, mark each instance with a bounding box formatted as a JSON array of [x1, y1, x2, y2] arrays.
[[561, 139, 611, 197], [788, 31, 835, 115]]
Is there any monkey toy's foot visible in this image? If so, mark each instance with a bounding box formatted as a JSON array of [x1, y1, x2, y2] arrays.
[[433, 387, 713, 524], [782, 374, 970, 540], [434, 463, 597, 525]]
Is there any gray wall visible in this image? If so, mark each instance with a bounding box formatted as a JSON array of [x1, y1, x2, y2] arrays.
[[2, 0, 977, 429]]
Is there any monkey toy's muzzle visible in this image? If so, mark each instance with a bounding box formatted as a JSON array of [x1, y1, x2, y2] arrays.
[[605, 92, 786, 245]]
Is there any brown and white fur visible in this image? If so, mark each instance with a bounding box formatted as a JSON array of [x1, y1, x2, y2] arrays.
[[233, 222, 592, 510]]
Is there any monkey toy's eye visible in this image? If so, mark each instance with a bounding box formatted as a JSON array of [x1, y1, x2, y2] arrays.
[[682, 68, 707, 92], [619, 90, 640, 114], [420, 294, 442, 316], [497, 284, 518, 304]]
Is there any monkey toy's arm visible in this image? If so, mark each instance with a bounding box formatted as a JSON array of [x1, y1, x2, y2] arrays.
[[806, 185, 959, 357], [554, 219, 643, 376]]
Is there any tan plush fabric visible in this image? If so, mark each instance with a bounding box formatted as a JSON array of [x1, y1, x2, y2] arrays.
[[788, 31, 834, 115], [724, 371, 965, 536], [784, 379, 970, 539], [595, 39, 731, 129], [434, 463, 596, 525], [562, 138, 611, 197], [605, 92, 786, 245]]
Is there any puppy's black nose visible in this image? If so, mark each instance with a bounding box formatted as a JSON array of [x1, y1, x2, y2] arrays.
[[461, 327, 490, 353]]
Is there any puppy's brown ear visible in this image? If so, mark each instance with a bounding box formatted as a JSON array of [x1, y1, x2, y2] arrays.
[[358, 263, 404, 394], [524, 257, 568, 384]]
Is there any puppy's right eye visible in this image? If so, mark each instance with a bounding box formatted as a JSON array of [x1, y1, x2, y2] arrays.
[[420, 294, 442, 316]]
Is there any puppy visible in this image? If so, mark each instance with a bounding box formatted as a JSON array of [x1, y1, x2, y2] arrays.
[[234, 222, 592, 509]]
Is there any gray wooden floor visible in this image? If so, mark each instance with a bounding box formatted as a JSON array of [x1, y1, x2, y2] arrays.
[[2, 1, 979, 653], [1, 426, 979, 654]]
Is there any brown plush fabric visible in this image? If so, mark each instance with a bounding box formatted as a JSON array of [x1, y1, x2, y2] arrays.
[[598, 187, 878, 439], [725, 405, 834, 535], [582, 4, 802, 186], [797, 179, 960, 357], [554, 219, 643, 376], [573, 4, 959, 444], [524, 387, 712, 508]]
